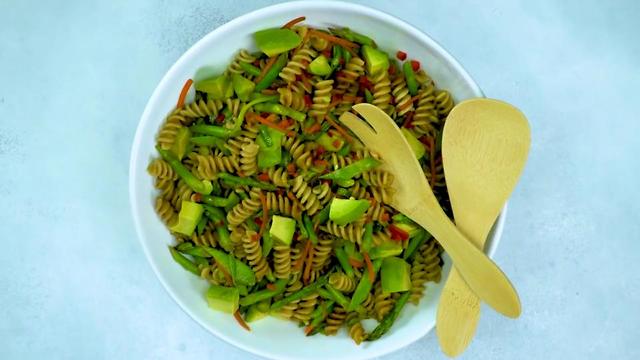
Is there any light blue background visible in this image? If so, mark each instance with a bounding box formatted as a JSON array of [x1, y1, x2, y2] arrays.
[[1, 0, 638, 359]]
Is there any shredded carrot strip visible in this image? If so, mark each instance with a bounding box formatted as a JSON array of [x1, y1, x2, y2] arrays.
[[324, 114, 354, 144], [177, 79, 193, 108], [402, 111, 415, 128], [411, 94, 421, 103], [306, 122, 321, 134], [266, 283, 277, 291], [255, 55, 278, 83], [248, 113, 295, 136], [308, 29, 359, 49], [286, 191, 303, 210], [363, 252, 375, 283], [348, 258, 364, 268], [342, 94, 358, 102], [294, 240, 311, 271], [304, 324, 314, 335], [265, 113, 278, 123], [259, 192, 268, 237], [282, 16, 306, 29], [214, 259, 234, 285], [429, 137, 436, 189], [234, 310, 251, 331], [303, 245, 315, 284]]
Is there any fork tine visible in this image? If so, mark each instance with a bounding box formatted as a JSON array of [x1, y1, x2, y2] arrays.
[[339, 112, 378, 147], [352, 103, 400, 135]]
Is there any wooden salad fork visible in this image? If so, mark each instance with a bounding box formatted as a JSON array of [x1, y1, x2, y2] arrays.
[[339, 103, 521, 318], [436, 98, 530, 356]]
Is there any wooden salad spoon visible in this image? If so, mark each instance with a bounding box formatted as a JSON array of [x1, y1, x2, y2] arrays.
[[340, 103, 520, 318], [436, 98, 530, 356]]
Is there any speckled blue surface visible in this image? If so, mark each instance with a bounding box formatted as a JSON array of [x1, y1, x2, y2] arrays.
[[1, 0, 639, 359]]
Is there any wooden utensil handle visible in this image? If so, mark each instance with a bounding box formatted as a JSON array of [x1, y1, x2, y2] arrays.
[[413, 214, 521, 318]]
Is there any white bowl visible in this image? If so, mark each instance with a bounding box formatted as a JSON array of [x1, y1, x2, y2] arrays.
[[129, 1, 505, 359]]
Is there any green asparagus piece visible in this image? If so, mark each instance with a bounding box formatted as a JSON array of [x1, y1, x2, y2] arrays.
[[254, 53, 288, 91], [200, 193, 240, 208], [334, 247, 355, 278], [169, 246, 199, 275], [320, 157, 381, 181], [402, 61, 419, 96], [156, 146, 213, 195], [217, 173, 277, 191], [271, 275, 329, 310], [239, 278, 288, 306], [348, 259, 382, 311], [366, 291, 410, 341], [239, 61, 262, 77], [253, 102, 306, 122], [403, 230, 429, 261]]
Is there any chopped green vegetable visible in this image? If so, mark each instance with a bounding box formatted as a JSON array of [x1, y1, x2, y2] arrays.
[[239, 61, 261, 77], [156, 146, 213, 194], [329, 198, 370, 226], [239, 278, 287, 306], [402, 61, 419, 96], [195, 74, 234, 100], [262, 230, 273, 257], [191, 136, 229, 154], [170, 201, 204, 236], [381, 257, 411, 293], [254, 53, 288, 91], [320, 157, 381, 181], [303, 215, 318, 245], [369, 241, 403, 259], [400, 127, 425, 159], [403, 230, 429, 261], [309, 55, 332, 76], [324, 284, 350, 309], [200, 193, 240, 209], [179, 245, 211, 258], [362, 44, 389, 75], [169, 246, 199, 275], [254, 28, 302, 57], [366, 291, 410, 341], [256, 126, 283, 169], [394, 222, 421, 238], [334, 247, 355, 278], [317, 132, 344, 152], [271, 275, 328, 310], [218, 173, 277, 191], [336, 143, 351, 156], [348, 259, 382, 311], [364, 88, 374, 103], [190, 124, 231, 138], [269, 215, 296, 245], [253, 102, 306, 122], [362, 222, 374, 252], [334, 179, 355, 188], [232, 74, 255, 102], [205, 248, 256, 286], [314, 202, 331, 225], [196, 215, 208, 235], [245, 300, 270, 322], [170, 127, 191, 160], [206, 285, 239, 314], [330, 27, 375, 46]]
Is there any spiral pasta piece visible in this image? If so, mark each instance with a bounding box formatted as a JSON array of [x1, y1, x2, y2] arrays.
[[157, 110, 187, 149], [227, 189, 262, 227], [154, 177, 175, 198], [290, 243, 304, 276], [362, 169, 394, 187], [192, 153, 239, 180], [242, 229, 270, 281], [366, 201, 389, 223], [312, 182, 332, 206], [324, 306, 347, 335], [224, 136, 246, 157], [239, 141, 259, 176], [321, 221, 364, 244], [282, 136, 312, 170], [291, 175, 321, 215], [370, 71, 392, 115], [278, 87, 307, 111], [370, 185, 395, 204], [346, 312, 367, 345], [279, 44, 317, 83], [267, 167, 290, 188], [178, 98, 224, 119], [312, 235, 334, 271], [200, 263, 229, 285], [292, 292, 319, 324], [227, 49, 257, 75], [328, 153, 353, 170], [435, 89, 454, 118], [372, 229, 392, 247], [348, 181, 370, 200], [309, 34, 329, 51], [170, 181, 193, 211], [361, 292, 375, 314], [336, 56, 365, 93], [374, 282, 394, 321], [412, 88, 439, 136], [409, 238, 443, 304], [147, 159, 177, 180], [273, 244, 292, 280], [329, 272, 357, 293], [191, 228, 217, 248], [309, 79, 333, 120], [265, 191, 302, 220], [155, 197, 178, 226], [289, 79, 313, 94], [225, 98, 243, 119], [392, 75, 414, 117]]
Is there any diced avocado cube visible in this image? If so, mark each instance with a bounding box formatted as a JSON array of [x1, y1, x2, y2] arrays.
[[231, 74, 255, 102], [309, 55, 332, 76], [195, 74, 234, 100], [254, 28, 302, 57], [317, 133, 344, 152], [170, 201, 204, 236], [369, 241, 403, 260], [245, 300, 270, 322], [206, 285, 239, 314], [329, 198, 370, 226], [170, 127, 192, 160], [362, 45, 389, 75], [381, 257, 411, 293], [269, 215, 296, 245], [400, 128, 425, 159]]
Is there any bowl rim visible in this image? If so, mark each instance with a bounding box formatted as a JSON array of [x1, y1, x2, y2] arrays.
[[129, 1, 505, 359]]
